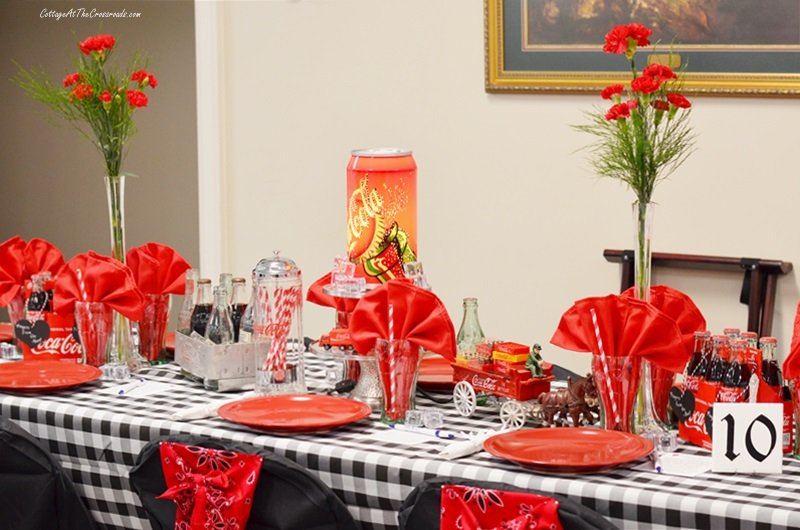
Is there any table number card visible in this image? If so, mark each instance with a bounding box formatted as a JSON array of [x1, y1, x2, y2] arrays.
[[711, 403, 783, 474]]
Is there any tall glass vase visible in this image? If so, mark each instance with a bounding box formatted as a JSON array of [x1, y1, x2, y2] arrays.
[[631, 201, 669, 435], [103, 176, 142, 380]]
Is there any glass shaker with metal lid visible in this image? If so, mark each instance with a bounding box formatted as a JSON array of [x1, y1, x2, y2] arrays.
[[252, 251, 305, 394]]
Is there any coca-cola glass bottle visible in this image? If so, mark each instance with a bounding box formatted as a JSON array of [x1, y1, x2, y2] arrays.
[[205, 286, 234, 345], [719, 339, 751, 403], [176, 269, 198, 336], [456, 298, 485, 362], [706, 335, 729, 385], [230, 277, 248, 343], [760, 337, 782, 388], [238, 271, 258, 344], [684, 331, 711, 392], [26, 273, 51, 321], [190, 279, 213, 337], [218, 272, 233, 304]]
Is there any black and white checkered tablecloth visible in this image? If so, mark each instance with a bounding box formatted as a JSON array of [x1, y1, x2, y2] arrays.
[[2, 356, 800, 530]]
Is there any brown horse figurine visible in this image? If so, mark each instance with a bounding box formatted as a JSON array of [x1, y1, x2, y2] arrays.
[[537, 374, 598, 427]]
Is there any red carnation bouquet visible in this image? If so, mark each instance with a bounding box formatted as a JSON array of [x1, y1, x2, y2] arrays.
[[575, 23, 695, 207], [14, 34, 157, 177]]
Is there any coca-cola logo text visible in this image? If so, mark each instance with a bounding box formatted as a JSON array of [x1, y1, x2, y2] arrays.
[[471, 374, 497, 393], [685, 410, 708, 436], [31, 335, 82, 356]]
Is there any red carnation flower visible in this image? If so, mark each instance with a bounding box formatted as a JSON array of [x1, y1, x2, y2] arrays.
[[70, 83, 93, 100], [651, 99, 670, 111], [131, 69, 158, 88], [130, 69, 147, 83], [603, 23, 652, 54], [600, 84, 624, 100], [79, 34, 116, 55], [631, 75, 662, 94], [126, 89, 148, 108], [62, 73, 80, 87], [626, 100, 639, 110], [643, 64, 677, 80], [99, 91, 112, 103], [605, 102, 631, 121], [667, 93, 692, 108], [626, 23, 652, 47]]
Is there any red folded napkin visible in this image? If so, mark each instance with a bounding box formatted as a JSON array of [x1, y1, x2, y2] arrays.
[[550, 294, 686, 371], [126, 242, 192, 295], [621, 285, 706, 366], [54, 251, 145, 321], [348, 279, 456, 359], [24, 238, 65, 279], [0, 236, 65, 306], [440, 485, 563, 530], [306, 272, 359, 312], [784, 302, 800, 379], [157, 442, 262, 530], [0, 236, 26, 306]]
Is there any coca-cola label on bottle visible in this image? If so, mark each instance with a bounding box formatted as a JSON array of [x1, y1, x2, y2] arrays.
[[21, 312, 82, 362], [685, 374, 701, 392], [717, 386, 746, 403]]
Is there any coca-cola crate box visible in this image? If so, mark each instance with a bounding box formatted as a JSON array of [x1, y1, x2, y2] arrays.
[[19, 312, 82, 362], [671, 381, 793, 454]]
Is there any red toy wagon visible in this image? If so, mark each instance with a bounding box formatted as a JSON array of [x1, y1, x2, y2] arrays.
[[451, 357, 553, 429]]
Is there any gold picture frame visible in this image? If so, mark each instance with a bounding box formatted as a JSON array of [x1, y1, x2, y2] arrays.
[[486, 0, 800, 96]]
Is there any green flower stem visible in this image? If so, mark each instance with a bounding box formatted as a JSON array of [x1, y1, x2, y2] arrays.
[[635, 201, 650, 302], [105, 176, 126, 263]]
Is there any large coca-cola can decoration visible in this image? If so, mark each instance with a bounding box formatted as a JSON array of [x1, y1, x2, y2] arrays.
[[347, 148, 417, 283]]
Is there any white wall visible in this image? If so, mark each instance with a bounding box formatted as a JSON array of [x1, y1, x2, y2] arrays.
[[214, 0, 800, 375]]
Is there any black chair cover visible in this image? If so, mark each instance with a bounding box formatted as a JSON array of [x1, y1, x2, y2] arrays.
[[0, 416, 98, 530], [398, 477, 619, 530], [130, 434, 358, 530]]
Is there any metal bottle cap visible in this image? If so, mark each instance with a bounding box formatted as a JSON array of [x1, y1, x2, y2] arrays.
[[253, 250, 301, 279], [351, 147, 411, 157]]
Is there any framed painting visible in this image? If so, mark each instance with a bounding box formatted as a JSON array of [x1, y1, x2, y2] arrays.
[[485, 0, 800, 96]]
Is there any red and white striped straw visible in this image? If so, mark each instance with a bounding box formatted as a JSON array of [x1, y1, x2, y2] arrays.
[[590, 308, 621, 428], [266, 285, 301, 372], [388, 303, 394, 343]]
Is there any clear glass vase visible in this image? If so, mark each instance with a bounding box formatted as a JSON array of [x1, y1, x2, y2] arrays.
[[630, 201, 670, 435], [103, 175, 144, 378]]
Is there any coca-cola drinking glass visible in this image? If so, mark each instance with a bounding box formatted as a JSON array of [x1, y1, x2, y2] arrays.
[[591, 354, 641, 432], [375, 338, 421, 423], [139, 293, 170, 363], [74, 302, 113, 367]]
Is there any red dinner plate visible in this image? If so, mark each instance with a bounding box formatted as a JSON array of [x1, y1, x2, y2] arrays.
[[417, 356, 454, 391], [0, 323, 12, 342], [484, 427, 653, 474], [218, 394, 373, 433], [0, 361, 103, 392]]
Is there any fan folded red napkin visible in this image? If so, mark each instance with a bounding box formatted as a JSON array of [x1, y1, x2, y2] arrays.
[[157, 442, 262, 530], [306, 272, 360, 313], [54, 251, 145, 321], [551, 294, 685, 371], [440, 485, 563, 530], [0, 236, 65, 306], [348, 279, 456, 359], [621, 285, 706, 362], [783, 302, 800, 380], [126, 242, 192, 295]]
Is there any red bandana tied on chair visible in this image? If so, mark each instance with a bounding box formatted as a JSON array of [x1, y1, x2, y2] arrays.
[[157, 442, 262, 530], [440, 485, 563, 530]]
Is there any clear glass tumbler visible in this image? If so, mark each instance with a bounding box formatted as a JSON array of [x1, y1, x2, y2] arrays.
[[375, 338, 421, 423], [74, 302, 113, 367]]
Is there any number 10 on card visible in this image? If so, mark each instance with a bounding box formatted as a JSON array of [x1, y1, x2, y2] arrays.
[[711, 403, 783, 474]]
